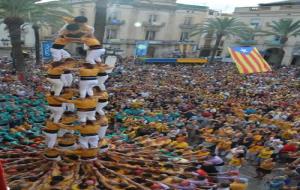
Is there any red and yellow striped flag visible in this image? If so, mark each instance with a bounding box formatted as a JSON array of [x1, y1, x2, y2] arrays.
[[228, 47, 272, 74]]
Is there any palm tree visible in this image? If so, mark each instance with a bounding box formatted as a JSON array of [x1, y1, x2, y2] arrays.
[[191, 17, 247, 63], [258, 19, 300, 66], [0, 0, 70, 75], [260, 18, 300, 47], [236, 27, 259, 46]]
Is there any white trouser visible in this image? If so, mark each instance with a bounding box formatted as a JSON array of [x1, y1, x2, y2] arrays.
[[98, 125, 108, 139], [61, 74, 73, 87], [47, 106, 64, 123], [43, 132, 57, 148], [63, 103, 75, 112], [97, 75, 109, 91], [79, 135, 99, 149], [57, 128, 74, 137], [79, 79, 98, 98], [96, 102, 108, 116], [77, 111, 96, 123], [47, 78, 64, 96]]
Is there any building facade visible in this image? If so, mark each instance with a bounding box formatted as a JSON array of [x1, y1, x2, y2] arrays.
[[100, 0, 212, 57], [223, 0, 300, 66], [0, 0, 219, 58]]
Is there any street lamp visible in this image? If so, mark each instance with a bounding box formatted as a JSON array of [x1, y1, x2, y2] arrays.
[[134, 22, 142, 28]]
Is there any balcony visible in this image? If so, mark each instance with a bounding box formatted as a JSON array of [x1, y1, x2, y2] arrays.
[[264, 40, 281, 46], [142, 22, 165, 31], [179, 23, 197, 30], [235, 39, 257, 46]]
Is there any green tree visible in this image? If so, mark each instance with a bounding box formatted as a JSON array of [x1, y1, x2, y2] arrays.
[[260, 18, 300, 46], [0, 0, 70, 75], [191, 17, 247, 63], [236, 27, 259, 46], [259, 19, 300, 66]]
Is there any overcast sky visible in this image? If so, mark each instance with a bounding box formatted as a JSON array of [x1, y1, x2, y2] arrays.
[[177, 0, 276, 13], [39, 0, 277, 13]]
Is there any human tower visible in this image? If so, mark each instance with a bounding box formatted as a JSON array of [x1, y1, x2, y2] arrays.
[[44, 15, 113, 161]]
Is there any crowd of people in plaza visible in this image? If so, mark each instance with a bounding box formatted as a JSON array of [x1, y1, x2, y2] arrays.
[[1, 55, 300, 189], [104, 61, 300, 189]]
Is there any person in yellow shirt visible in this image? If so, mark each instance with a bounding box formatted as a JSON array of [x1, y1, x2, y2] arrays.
[[96, 63, 113, 91], [57, 111, 77, 137], [94, 87, 109, 116], [247, 143, 263, 160], [64, 148, 98, 162], [46, 91, 65, 123], [257, 147, 274, 164], [57, 133, 77, 150], [229, 155, 244, 172], [44, 148, 61, 161], [78, 63, 112, 98], [42, 120, 60, 148], [230, 178, 248, 190], [98, 115, 109, 139], [60, 58, 78, 87], [255, 158, 275, 178], [78, 63, 101, 98], [47, 61, 67, 96], [59, 119, 101, 149], [59, 96, 98, 123], [61, 87, 77, 112]]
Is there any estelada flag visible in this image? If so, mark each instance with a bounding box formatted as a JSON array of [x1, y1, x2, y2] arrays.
[[228, 47, 272, 74]]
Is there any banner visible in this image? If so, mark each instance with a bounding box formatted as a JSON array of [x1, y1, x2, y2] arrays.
[[135, 41, 149, 57], [42, 41, 53, 59]]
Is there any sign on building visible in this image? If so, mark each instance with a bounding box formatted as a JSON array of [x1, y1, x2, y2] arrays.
[[135, 41, 149, 57], [42, 41, 53, 59]]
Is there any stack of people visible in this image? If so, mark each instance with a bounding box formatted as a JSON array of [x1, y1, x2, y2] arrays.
[[43, 16, 114, 162]]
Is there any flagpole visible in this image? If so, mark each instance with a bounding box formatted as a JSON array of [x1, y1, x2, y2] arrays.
[[0, 160, 8, 190]]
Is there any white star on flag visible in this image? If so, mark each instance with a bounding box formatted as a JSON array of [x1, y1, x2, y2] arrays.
[[240, 48, 248, 53]]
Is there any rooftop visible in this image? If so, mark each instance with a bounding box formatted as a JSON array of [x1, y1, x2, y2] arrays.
[[259, 0, 300, 6]]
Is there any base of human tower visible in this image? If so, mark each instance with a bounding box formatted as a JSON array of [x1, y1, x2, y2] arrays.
[[0, 135, 237, 190]]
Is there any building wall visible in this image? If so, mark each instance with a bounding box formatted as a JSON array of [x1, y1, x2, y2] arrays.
[[103, 0, 210, 57], [223, 4, 300, 65]]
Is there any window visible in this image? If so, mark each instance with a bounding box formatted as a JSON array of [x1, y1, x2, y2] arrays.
[[145, 31, 156, 40], [184, 17, 193, 25], [148, 15, 157, 23], [180, 32, 189, 41], [106, 29, 118, 40], [250, 18, 261, 29]]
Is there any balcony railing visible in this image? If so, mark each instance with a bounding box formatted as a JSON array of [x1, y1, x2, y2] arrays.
[[179, 23, 197, 30], [142, 21, 165, 28]]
